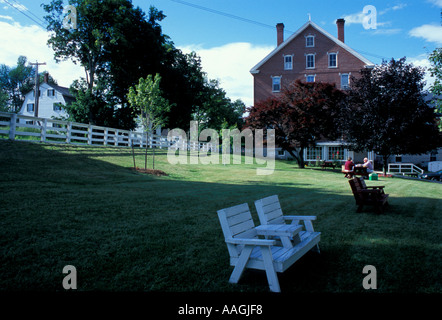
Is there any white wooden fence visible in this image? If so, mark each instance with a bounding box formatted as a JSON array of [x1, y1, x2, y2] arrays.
[[0, 112, 216, 151]]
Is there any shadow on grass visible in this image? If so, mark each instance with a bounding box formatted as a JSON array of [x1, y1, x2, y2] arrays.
[[0, 140, 440, 294]]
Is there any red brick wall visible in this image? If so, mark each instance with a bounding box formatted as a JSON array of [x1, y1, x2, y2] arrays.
[[253, 25, 369, 105]]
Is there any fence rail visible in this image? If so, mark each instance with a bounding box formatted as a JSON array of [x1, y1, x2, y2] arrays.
[[0, 112, 216, 151], [387, 163, 424, 176]]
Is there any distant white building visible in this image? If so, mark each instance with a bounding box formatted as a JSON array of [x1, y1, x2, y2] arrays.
[[19, 73, 74, 121]]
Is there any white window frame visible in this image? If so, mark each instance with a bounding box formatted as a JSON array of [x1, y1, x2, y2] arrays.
[[284, 55, 293, 70], [271, 76, 282, 92], [26, 103, 34, 112], [328, 52, 338, 68], [306, 54, 315, 69], [305, 35, 315, 47], [48, 89, 55, 97], [305, 74, 316, 83], [340, 73, 350, 89]]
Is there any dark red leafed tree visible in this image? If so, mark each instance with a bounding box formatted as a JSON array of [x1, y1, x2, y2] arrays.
[[245, 80, 346, 168]]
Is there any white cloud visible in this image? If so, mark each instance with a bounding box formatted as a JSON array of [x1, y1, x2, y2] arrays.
[[409, 24, 442, 45], [179, 42, 274, 107], [408, 54, 435, 90], [427, 0, 442, 7], [0, 14, 13, 20], [0, 20, 83, 88]]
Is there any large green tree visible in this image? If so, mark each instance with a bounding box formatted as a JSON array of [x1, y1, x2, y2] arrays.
[[429, 47, 442, 130], [344, 57, 441, 173]]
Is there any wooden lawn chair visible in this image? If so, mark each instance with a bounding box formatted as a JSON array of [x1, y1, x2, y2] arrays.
[[356, 177, 385, 194], [349, 178, 389, 214], [254, 195, 320, 252], [217, 202, 321, 293]]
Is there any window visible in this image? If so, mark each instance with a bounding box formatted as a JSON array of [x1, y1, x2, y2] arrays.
[[306, 35, 315, 47], [306, 147, 322, 161], [329, 146, 344, 161], [305, 75, 315, 83], [53, 103, 62, 111], [328, 53, 337, 68], [395, 155, 402, 162], [26, 103, 34, 112], [284, 55, 293, 70], [340, 74, 350, 89], [272, 76, 281, 92], [306, 54, 315, 69], [48, 89, 55, 97]]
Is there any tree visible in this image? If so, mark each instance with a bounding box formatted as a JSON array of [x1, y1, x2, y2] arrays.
[[0, 56, 34, 112], [43, 0, 168, 128], [246, 80, 345, 168], [127, 74, 172, 169], [429, 47, 442, 130], [344, 57, 441, 173]]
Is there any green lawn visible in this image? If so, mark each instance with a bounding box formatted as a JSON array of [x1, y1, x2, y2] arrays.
[[0, 139, 441, 293]]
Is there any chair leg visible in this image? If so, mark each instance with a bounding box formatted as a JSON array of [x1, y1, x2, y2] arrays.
[[229, 246, 253, 284], [261, 247, 280, 293]]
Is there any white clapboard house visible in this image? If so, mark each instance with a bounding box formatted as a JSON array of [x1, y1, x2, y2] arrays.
[[19, 73, 74, 123]]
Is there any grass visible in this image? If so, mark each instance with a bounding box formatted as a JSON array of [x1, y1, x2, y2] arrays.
[[0, 139, 441, 293]]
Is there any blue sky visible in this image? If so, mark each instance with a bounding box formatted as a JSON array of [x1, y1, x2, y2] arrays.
[[0, 0, 441, 106]]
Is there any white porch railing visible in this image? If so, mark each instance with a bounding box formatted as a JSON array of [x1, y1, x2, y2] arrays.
[[387, 163, 424, 176]]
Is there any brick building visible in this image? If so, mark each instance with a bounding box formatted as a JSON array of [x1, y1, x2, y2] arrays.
[[250, 18, 374, 104], [250, 18, 377, 165]]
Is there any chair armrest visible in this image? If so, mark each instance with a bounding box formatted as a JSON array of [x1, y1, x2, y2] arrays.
[[283, 215, 317, 221], [255, 224, 302, 237], [226, 238, 276, 246]]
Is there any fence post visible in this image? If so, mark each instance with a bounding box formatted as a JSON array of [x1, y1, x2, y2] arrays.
[[41, 118, 47, 143], [9, 113, 17, 140], [87, 125, 92, 145], [104, 128, 108, 146], [66, 122, 72, 143]]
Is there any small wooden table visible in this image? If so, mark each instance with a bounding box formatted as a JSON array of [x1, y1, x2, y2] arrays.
[[354, 166, 369, 179], [321, 161, 336, 170], [255, 224, 302, 248]]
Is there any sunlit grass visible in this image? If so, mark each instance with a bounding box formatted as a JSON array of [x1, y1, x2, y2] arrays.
[[0, 140, 441, 293]]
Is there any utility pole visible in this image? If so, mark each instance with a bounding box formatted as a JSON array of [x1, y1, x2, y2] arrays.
[[29, 61, 46, 118]]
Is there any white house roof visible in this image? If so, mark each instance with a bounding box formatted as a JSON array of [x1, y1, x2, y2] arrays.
[[250, 20, 375, 74]]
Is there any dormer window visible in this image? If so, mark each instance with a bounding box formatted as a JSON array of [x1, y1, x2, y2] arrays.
[[306, 35, 315, 47], [284, 55, 293, 70]]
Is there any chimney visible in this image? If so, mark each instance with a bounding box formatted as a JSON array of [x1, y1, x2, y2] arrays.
[[44, 72, 49, 83], [336, 18, 345, 42], [276, 23, 284, 46]]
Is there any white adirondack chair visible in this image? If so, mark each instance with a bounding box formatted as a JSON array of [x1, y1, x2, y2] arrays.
[[254, 195, 320, 252], [217, 202, 321, 292]]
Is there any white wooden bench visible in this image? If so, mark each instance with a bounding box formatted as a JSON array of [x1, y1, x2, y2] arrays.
[[217, 202, 321, 292], [254, 194, 320, 252]]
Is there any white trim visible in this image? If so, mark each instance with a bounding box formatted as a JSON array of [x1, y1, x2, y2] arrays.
[[283, 54, 294, 70], [250, 20, 374, 74], [306, 53, 315, 69], [271, 75, 282, 92]]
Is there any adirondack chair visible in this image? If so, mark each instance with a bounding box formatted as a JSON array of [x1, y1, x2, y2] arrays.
[[349, 178, 389, 214], [217, 202, 321, 293], [356, 177, 385, 194], [254, 195, 320, 252]]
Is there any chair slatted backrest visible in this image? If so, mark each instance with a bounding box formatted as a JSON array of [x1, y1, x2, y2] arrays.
[[254, 195, 285, 225], [349, 179, 363, 203], [217, 203, 258, 258]]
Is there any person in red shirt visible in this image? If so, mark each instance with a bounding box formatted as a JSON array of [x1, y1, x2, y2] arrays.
[[344, 157, 354, 178]]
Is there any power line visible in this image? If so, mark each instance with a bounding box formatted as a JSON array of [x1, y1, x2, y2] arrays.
[[169, 0, 386, 61], [3, 0, 46, 28]]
